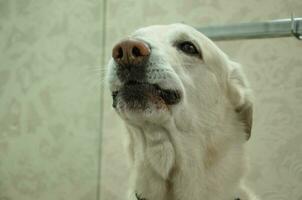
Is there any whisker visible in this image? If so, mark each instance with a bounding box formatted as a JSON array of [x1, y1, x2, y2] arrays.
[[76, 65, 109, 91], [84, 65, 107, 73]]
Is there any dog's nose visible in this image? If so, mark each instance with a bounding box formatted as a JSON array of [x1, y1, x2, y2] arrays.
[[112, 39, 150, 66]]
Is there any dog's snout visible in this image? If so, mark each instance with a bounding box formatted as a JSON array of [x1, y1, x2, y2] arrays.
[[112, 39, 150, 66]]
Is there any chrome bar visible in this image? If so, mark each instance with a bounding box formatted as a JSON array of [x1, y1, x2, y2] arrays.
[[197, 17, 302, 41]]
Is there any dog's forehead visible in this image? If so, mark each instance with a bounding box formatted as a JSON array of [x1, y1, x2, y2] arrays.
[[131, 24, 200, 41]]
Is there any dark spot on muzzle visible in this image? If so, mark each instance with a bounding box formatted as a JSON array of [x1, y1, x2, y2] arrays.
[[111, 81, 181, 110]]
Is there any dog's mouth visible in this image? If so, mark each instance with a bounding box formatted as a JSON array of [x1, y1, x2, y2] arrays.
[[112, 80, 181, 110]]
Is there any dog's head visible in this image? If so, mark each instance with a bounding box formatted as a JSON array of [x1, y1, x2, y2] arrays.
[[106, 24, 252, 139]]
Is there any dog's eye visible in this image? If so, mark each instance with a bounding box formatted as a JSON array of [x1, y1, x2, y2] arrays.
[[178, 41, 199, 55]]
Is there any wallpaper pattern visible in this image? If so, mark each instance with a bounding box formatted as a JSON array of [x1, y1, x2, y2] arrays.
[[0, 0, 103, 199]]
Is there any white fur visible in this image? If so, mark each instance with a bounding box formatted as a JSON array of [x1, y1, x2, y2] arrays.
[[107, 24, 259, 200]]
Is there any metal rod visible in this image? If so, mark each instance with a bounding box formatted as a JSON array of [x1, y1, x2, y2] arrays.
[[197, 16, 302, 41]]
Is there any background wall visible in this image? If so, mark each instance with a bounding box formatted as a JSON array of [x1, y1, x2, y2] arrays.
[[0, 0, 103, 199], [101, 0, 302, 200], [0, 0, 301, 200]]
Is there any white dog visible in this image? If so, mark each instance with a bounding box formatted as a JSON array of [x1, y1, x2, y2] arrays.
[[106, 24, 259, 200]]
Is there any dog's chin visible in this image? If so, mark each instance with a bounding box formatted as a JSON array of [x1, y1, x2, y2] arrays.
[[111, 81, 181, 123]]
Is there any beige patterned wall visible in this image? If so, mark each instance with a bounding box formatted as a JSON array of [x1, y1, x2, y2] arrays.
[[101, 0, 302, 200], [0, 0, 103, 199]]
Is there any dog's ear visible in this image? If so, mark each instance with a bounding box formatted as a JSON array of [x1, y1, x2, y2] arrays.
[[227, 62, 253, 140]]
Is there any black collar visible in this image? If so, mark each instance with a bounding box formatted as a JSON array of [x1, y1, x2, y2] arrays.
[[135, 192, 241, 200]]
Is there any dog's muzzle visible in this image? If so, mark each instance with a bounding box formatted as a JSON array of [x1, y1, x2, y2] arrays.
[[112, 39, 150, 83], [111, 39, 181, 110]]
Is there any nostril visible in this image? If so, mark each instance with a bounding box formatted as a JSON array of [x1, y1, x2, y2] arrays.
[[132, 46, 141, 57], [112, 45, 124, 61], [116, 47, 123, 59]]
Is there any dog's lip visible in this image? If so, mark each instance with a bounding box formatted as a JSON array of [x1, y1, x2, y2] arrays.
[[112, 80, 182, 106]]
